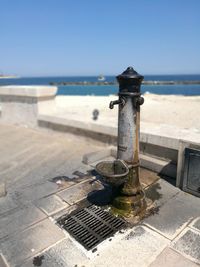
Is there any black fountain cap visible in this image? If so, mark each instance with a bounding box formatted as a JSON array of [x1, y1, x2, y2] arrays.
[[117, 66, 144, 81], [116, 67, 144, 93]]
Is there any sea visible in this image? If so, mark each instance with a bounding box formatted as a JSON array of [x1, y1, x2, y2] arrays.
[[0, 74, 200, 96]]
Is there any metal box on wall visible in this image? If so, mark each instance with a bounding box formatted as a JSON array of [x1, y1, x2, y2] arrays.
[[183, 148, 200, 197]]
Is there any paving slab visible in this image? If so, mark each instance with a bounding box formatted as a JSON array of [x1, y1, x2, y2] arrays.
[[57, 180, 104, 205], [149, 247, 199, 267], [52, 203, 79, 220], [0, 130, 56, 168], [4, 142, 62, 186], [87, 226, 169, 267], [144, 178, 180, 207], [143, 191, 200, 240], [0, 219, 65, 266], [0, 194, 18, 216], [34, 194, 69, 216], [11, 180, 59, 205], [140, 168, 160, 188], [171, 228, 200, 264], [19, 238, 88, 267], [0, 204, 46, 240]]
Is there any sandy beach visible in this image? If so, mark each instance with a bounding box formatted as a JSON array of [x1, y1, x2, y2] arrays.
[[54, 93, 200, 133]]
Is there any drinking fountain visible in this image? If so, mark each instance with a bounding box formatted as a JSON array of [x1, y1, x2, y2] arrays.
[[96, 67, 147, 217]]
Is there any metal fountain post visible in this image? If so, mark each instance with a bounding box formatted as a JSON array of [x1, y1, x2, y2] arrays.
[[109, 66, 147, 217]]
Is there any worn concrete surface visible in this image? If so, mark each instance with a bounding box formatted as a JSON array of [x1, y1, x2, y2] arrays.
[[0, 219, 65, 266], [149, 247, 199, 267], [171, 226, 200, 264], [143, 191, 200, 240], [19, 238, 89, 267], [0, 124, 200, 267]]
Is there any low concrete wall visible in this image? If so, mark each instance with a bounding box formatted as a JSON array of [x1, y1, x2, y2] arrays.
[[0, 86, 57, 127], [38, 113, 200, 181]]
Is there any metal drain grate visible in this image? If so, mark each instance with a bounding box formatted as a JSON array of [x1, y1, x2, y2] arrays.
[[57, 205, 126, 250]]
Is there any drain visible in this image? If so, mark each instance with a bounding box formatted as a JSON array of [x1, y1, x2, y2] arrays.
[[57, 205, 126, 250]]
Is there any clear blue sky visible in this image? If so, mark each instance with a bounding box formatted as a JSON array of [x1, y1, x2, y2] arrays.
[[1, 0, 200, 76]]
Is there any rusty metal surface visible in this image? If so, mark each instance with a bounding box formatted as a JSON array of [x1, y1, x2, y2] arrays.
[[117, 97, 137, 162]]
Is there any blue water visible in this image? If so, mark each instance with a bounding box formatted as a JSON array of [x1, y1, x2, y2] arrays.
[[1, 75, 200, 96]]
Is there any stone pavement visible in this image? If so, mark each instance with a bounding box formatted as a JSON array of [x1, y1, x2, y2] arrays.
[[0, 124, 200, 267]]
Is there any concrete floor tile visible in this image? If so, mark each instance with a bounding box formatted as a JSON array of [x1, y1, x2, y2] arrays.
[[143, 191, 200, 239], [57, 180, 103, 205], [0, 194, 18, 216], [171, 228, 200, 264], [0, 204, 46, 240], [34, 194, 69, 216], [87, 226, 169, 267], [19, 238, 88, 267], [0, 219, 65, 266], [140, 168, 160, 188], [12, 181, 59, 204], [144, 178, 180, 208], [149, 247, 199, 267], [52, 204, 79, 221]]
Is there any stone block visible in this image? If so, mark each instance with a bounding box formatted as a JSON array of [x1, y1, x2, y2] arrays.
[[140, 154, 177, 178], [0, 85, 57, 98], [38, 114, 117, 136], [0, 219, 65, 266], [0, 86, 57, 127]]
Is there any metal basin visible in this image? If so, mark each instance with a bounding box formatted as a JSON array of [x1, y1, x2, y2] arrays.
[[95, 160, 129, 187]]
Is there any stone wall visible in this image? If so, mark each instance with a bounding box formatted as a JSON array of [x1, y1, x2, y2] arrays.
[[0, 86, 57, 127]]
